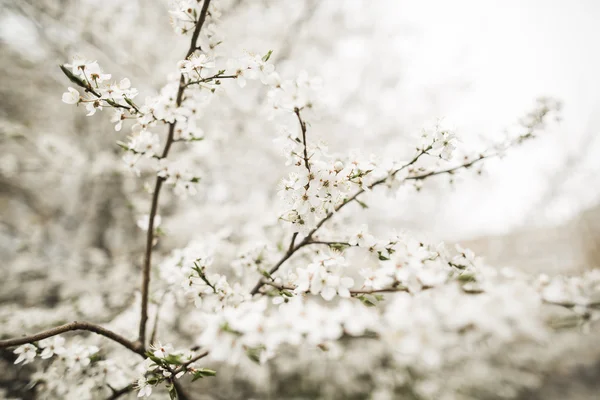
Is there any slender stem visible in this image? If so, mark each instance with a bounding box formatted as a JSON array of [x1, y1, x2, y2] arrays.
[[138, 0, 213, 347], [173, 381, 192, 400], [105, 351, 208, 400], [294, 107, 311, 173], [106, 383, 136, 400], [249, 149, 430, 295], [174, 350, 210, 374], [259, 280, 409, 296], [306, 240, 352, 247], [405, 154, 488, 180], [287, 232, 299, 252], [149, 293, 167, 345], [544, 299, 600, 309], [250, 237, 304, 295], [0, 321, 144, 356], [184, 74, 237, 88], [138, 176, 163, 345]]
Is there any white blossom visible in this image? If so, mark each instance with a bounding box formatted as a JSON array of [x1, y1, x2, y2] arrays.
[[13, 344, 36, 365]]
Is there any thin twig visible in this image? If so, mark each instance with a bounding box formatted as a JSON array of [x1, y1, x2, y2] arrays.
[[287, 232, 299, 252], [174, 350, 210, 375], [106, 383, 136, 400], [138, 0, 213, 347], [259, 280, 409, 296], [173, 380, 192, 400], [184, 74, 237, 88], [150, 293, 167, 345], [0, 321, 144, 356], [249, 148, 431, 295], [406, 154, 488, 180], [294, 107, 311, 173], [306, 241, 352, 247]]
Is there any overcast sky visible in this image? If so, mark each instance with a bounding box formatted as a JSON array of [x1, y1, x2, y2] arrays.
[[393, 0, 600, 238], [1, 0, 599, 240]]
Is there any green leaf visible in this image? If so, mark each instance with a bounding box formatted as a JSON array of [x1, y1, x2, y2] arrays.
[[59, 65, 87, 88], [106, 99, 120, 108], [262, 50, 273, 62], [163, 354, 184, 365], [167, 383, 178, 400], [191, 368, 217, 381], [457, 273, 476, 283], [356, 199, 369, 209], [377, 252, 390, 261], [357, 295, 377, 307], [373, 294, 384, 302], [245, 346, 265, 364], [146, 377, 161, 385], [329, 243, 350, 252], [124, 97, 137, 109], [146, 354, 162, 364], [89, 353, 102, 363], [261, 270, 272, 279]]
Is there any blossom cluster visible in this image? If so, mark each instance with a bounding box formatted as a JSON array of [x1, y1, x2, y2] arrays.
[[538, 269, 600, 311], [12, 337, 127, 399], [136, 343, 215, 398], [60, 57, 203, 198], [15, 2, 592, 400], [267, 70, 323, 111], [197, 297, 379, 364], [193, 273, 547, 374], [230, 242, 280, 277], [276, 145, 398, 232], [169, 0, 222, 38], [61, 56, 138, 116], [13, 336, 96, 367], [159, 238, 250, 311]]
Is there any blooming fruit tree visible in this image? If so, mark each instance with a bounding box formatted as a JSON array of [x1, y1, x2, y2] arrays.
[[2, 1, 599, 399]]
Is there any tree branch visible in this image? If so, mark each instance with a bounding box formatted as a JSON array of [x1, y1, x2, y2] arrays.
[[138, 0, 213, 347], [184, 74, 237, 88], [174, 350, 210, 374], [250, 149, 432, 295], [258, 280, 409, 296], [106, 383, 135, 400], [0, 321, 144, 356], [406, 154, 488, 181], [294, 107, 311, 174]]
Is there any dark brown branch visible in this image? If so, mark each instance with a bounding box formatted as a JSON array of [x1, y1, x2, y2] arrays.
[[105, 350, 209, 400], [186, 0, 212, 60], [258, 280, 409, 296], [249, 149, 430, 295], [184, 74, 238, 88], [174, 350, 210, 374], [173, 380, 192, 400], [294, 107, 311, 173], [306, 240, 352, 247], [250, 236, 306, 295], [149, 293, 167, 345], [0, 321, 144, 356], [138, 176, 163, 345], [287, 232, 299, 252], [406, 154, 489, 181], [106, 383, 135, 400], [544, 299, 600, 310], [138, 0, 213, 347]]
